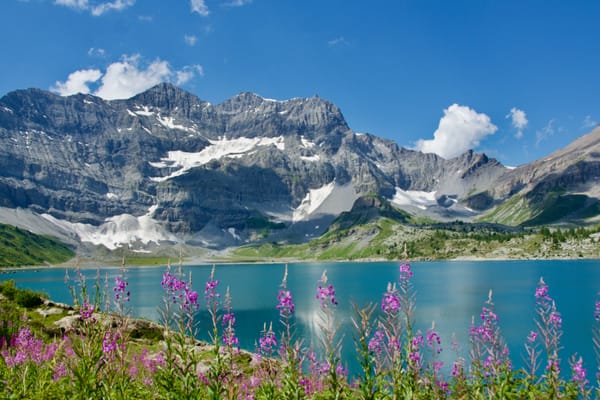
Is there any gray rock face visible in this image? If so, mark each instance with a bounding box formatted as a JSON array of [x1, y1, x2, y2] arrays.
[[491, 126, 600, 199], [3, 83, 595, 248]]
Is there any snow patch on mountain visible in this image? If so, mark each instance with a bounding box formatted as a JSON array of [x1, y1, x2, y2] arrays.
[[133, 105, 154, 116], [150, 136, 286, 182], [301, 155, 320, 162], [300, 136, 316, 148], [293, 181, 337, 222], [226, 227, 241, 240], [390, 188, 437, 210], [41, 205, 177, 250], [156, 115, 196, 132]]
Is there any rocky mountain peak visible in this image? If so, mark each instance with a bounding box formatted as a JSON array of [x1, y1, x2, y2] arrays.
[[2, 83, 598, 250], [218, 92, 271, 113], [127, 82, 205, 111]]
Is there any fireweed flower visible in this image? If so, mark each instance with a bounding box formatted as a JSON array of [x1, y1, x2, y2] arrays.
[[222, 289, 239, 349], [571, 356, 587, 387], [186, 289, 199, 305], [223, 330, 239, 347], [469, 290, 510, 377], [316, 285, 338, 307], [102, 332, 119, 359], [161, 272, 187, 293], [160, 271, 199, 312], [549, 312, 562, 329], [399, 262, 413, 280], [161, 272, 185, 302], [426, 328, 442, 353], [1, 327, 50, 367], [222, 312, 236, 327], [381, 286, 400, 313], [204, 279, 220, 300], [527, 331, 538, 343], [276, 289, 295, 317], [427, 324, 444, 377], [316, 271, 338, 307], [535, 283, 551, 304], [53, 363, 68, 382], [547, 359, 561, 374], [533, 278, 563, 379], [258, 323, 277, 355], [299, 377, 315, 397], [335, 363, 348, 377], [451, 358, 465, 377], [469, 303, 499, 344], [113, 275, 130, 302], [408, 334, 424, 370], [79, 301, 95, 322], [368, 329, 385, 354]]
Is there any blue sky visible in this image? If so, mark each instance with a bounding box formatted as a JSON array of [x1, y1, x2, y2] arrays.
[[2, 0, 599, 166]]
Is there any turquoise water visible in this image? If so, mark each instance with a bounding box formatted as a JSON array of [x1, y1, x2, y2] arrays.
[[3, 259, 600, 376]]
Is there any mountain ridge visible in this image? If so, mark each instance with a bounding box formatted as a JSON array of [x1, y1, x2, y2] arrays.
[[1, 83, 598, 252]]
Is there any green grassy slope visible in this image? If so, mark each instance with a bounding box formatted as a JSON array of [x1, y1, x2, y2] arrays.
[[234, 216, 600, 261], [0, 224, 75, 267], [479, 191, 600, 227]]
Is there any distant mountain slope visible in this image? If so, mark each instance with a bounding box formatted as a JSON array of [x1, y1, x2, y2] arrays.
[[0, 83, 598, 251], [0, 223, 74, 267], [478, 126, 600, 226]]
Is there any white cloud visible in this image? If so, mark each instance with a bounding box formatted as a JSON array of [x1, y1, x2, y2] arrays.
[[191, 0, 209, 16], [54, 0, 88, 10], [51, 55, 204, 100], [184, 34, 198, 46], [415, 104, 498, 159], [536, 119, 555, 147], [91, 0, 135, 16], [175, 65, 204, 86], [506, 107, 528, 139], [54, 0, 134, 15], [94, 55, 171, 100], [50, 69, 102, 96], [583, 115, 597, 129], [54, 0, 135, 16], [224, 0, 252, 6], [87, 47, 106, 57], [328, 36, 349, 47]]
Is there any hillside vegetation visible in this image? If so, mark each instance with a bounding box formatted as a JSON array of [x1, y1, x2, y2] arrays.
[[479, 191, 600, 226], [234, 218, 600, 261], [0, 224, 74, 267]]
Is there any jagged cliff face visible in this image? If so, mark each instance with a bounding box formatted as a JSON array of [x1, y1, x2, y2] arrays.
[[2, 83, 595, 249]]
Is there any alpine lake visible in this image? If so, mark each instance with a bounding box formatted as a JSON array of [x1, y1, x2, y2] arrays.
[[3, 259, 600, 377]]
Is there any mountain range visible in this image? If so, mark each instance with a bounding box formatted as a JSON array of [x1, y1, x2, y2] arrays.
[[1, 83, 599, 254]]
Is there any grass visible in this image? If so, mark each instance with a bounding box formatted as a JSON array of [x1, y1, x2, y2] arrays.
[[0, 223, 75, 267], [479, 190, 600, 227], [477, 195, 535, 226], [108, 256, 174, 266], [234, 216, 600, 261], [524, 193, 591, 226]]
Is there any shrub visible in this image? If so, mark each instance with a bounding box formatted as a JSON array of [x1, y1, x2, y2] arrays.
[[0, 279, 17, 300], [14, 288, 46, 308]]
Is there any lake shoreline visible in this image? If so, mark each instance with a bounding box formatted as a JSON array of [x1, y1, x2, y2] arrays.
[[1, 252, 598, 271], [3, 259, 599, 382]]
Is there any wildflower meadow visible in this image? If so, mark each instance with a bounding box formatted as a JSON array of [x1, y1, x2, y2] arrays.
[[0, 261, 599, 399]]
